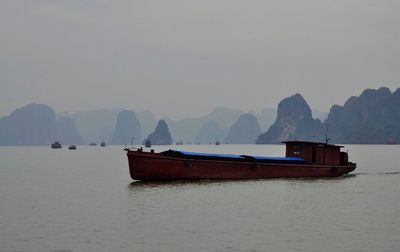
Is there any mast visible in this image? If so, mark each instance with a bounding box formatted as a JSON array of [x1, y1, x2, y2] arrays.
[[324, 124, 330, 164], [325, 124, 330, 144]]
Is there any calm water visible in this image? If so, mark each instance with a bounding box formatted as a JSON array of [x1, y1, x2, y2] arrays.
[[0, 145, 399, 252]]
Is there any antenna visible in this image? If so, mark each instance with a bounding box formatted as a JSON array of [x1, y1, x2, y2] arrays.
[[325, 124, 330, 144], [130, 137, 135, 148]]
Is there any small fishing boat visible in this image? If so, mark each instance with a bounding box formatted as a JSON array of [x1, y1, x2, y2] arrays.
[[51, 141, 62, 149], [68, 145, 77, 150], [100, 142, 106, 147], [125, 141, 356, 181], [144, 140, 152, 148]]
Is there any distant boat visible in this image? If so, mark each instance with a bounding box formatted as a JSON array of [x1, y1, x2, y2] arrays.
[[68, 145, 77, 150], [51, 142, 62, 149], [100, 142, 106, 147], [89, 142, 97, 146], [215, 140, 220, 146], [144, 140, 152, 148]]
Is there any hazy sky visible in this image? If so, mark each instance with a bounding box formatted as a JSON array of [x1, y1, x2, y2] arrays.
[[1, 0, 399, 119]]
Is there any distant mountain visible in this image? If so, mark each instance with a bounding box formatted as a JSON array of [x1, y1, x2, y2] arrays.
[[165, 107, 243, 143], [202, 107, 244, 129], [0, 103, 57, 145], [136, 110, 158, 142], [195, 120, 227, 144], [225, 113, 261, 144], [56, 117, 84, 145], [256, 94, 324, 144], [110, 110, 141, 145], [3, 87, 399, 145], [255, 87, 400, 144], [144, 120, 172, 145], [255, 108, 277, 132], [71, 108, 122, 144], [325, 87, 400, 143], [68, 107, 271, 144], [56, 112, 69, 119]]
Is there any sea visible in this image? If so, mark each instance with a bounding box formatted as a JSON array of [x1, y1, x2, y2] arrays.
[[0, 144, 399, 252]]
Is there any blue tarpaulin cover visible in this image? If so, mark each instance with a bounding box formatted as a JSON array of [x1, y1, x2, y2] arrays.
[[249, 155, 304, 161], [177, 150, 245, 159], [174, 150, 304, 162]]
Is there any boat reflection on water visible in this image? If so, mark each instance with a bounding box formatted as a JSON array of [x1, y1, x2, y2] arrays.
[[127, 179, 240, 191], [127, 173, 358, 191]]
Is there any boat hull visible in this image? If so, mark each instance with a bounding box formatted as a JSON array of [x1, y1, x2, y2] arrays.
[[126, 151, 356, 181]]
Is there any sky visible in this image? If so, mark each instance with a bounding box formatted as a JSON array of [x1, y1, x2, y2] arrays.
[[1, 0, 399, 119]]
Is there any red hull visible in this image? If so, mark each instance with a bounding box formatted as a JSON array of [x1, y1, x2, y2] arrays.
[[126, 150, 356, 181]]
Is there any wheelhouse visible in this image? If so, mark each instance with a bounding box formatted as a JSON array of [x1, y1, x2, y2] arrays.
[[283, 141, 348, 165]]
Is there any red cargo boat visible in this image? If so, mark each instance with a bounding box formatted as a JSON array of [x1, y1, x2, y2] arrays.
[[125, 141, 356, 181]]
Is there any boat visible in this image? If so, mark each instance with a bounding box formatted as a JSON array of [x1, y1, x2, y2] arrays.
[[144, 140, 152, 148], [51, 141, 62, 149], [100, 141, 106, 147], [89, 142, 97, 146], [125, 141, 356, 181], [68, 145, 77, 150]]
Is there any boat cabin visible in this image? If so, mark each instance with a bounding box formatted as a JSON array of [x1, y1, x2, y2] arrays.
[[283, 141, 348, 165]]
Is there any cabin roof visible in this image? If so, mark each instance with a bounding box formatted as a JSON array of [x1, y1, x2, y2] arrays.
[[282, 140, 343, 148]]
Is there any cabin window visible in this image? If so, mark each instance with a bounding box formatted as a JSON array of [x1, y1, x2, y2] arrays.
[[292, 144, 300, 155]]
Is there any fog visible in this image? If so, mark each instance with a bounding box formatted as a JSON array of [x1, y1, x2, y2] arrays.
[[1, 0, 399, 119]]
